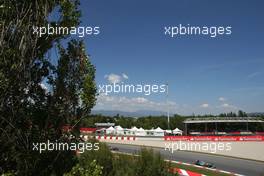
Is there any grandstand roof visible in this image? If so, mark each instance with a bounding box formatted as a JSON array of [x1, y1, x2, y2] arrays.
[[95, 122, 115, 127], [184, 117, 264, 124]]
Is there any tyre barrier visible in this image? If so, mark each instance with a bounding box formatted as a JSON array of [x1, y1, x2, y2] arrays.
[[164, 135, 264, 142]]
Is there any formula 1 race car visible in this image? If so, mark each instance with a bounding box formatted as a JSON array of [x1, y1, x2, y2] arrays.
[[109, 146, 119, 151], [194, 160, 216, 168]]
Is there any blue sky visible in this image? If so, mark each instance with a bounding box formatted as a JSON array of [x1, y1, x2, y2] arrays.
[[75, 0, 264, 115]]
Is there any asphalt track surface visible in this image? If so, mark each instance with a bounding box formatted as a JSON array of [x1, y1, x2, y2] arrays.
[[107, 143, 264, 176]]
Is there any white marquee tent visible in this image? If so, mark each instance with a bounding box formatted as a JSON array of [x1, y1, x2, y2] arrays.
[[154, 127, 164, 132], [105, 126, 115, 135], [115, 125, 124, 135], [130, 126, 138, 131], [173, 128, 183, 135], [136, 127, 146, 136], [165, 130, 172, 134], [153, 127, 164, 136], [129, 126, 138, 135]]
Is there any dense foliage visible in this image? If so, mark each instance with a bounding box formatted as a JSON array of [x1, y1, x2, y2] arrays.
[[64, 161, 103, 176], [0, 0, 96, 175], [80, 110, 257, 130], [80, 114, 186, 130], [72, 141, 177, 176]]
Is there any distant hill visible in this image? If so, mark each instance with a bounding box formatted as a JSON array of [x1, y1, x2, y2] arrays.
[[91, 109, 167, 117], [91, 110, 264, 117]]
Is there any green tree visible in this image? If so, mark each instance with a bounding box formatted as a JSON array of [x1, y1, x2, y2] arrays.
[[0, 0, 96, 175], [238, 110, 247, 117], [52, 40, 97, 134], [64, 160, 103, 176]]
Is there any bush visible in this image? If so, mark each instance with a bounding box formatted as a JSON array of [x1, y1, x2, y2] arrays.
[[64, 160, 103, 176], [110, 154, 137, 176], [78, 142, 113, 176], [76, 142, 177, 176], [135, 148, 176, 176], [111, 147, 177, 176]]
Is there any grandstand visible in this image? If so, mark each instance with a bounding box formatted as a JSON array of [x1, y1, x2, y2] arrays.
[[183, 117, 264, 136]]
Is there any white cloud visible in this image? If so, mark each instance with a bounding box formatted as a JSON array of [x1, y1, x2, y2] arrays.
[[194, 102, 240, 115], [218, 97, 226, 101], [200, 103, 209, 108], [104, 73, 129, 84], [218, 103, 238, 111], [94, 94, 178, 113], [122, 73, 129, 79], [221, 103, 230, 107], [131, 97, 148, 103], [93, 95, 240, 115], [246, 71, 261, 79], [104, 73, 122, 84]]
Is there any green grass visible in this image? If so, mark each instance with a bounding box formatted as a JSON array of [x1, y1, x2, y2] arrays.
[[113, 152, 232, 176]]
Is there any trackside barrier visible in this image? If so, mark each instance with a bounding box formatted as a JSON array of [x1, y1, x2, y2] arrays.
[[96, 136, 136, 141], [166, 160, 245, 176], [164, 135, 264, 142], [170, 168, 206, 176]]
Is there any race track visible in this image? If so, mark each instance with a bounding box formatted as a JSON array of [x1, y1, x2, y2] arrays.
[[107, 143, 264, 176]]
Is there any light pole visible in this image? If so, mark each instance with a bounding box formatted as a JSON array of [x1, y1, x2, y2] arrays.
[[166, 83, 170, 129]]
